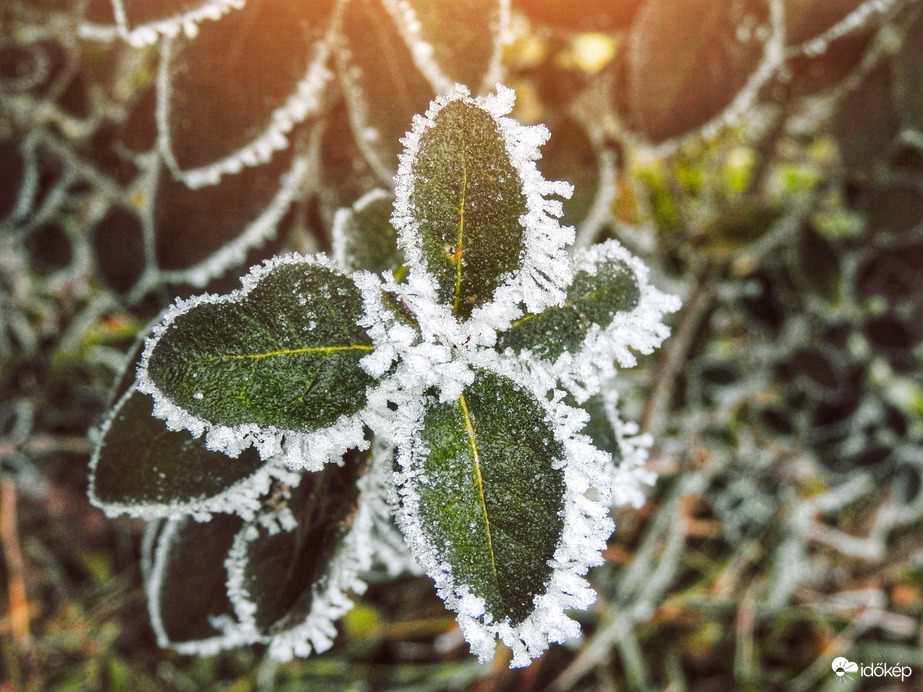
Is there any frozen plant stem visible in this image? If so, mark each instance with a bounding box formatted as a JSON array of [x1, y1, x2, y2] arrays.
[[90, 84, 679, 667]]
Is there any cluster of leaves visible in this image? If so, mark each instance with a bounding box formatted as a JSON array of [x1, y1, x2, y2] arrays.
[[88, 85, 678, 665]]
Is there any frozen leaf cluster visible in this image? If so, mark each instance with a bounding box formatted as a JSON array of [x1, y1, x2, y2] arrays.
[[90, 85, 678, 666]]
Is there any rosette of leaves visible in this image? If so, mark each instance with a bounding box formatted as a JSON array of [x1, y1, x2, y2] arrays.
[[90, 85, 679, 666]]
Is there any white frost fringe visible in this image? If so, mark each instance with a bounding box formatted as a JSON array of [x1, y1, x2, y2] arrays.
[[387, 356, 615, 668], [223, 470, 375, 661], [136, 253, 370, 470], [391, 83, 576, 333]]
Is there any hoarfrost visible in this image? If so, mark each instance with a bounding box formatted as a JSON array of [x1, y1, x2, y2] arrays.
[[392, 84, 576, 332], [137, 253, 371, 470], [548, 240, 681, 403], [159, 156, 312, 288], [223, 467, 376, 661], [331, 188, 394, 272], [85, 0, 246, 48], [88, 384, 302, 522], [390, 357, 615, 668], [146, 517, 261, 656], [155, 15, 336, 188]]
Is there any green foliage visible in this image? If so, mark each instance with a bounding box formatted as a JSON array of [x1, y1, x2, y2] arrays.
[[90, 84, 675, 667], [497, 254, 641, 360], [407, 99, 529, 319], [416, 370, 566, 625], [145, 261, 375, 432]]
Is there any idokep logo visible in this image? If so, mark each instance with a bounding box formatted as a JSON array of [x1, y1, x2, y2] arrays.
[[831, 657, 913, 683], [832, 657, 858, 680]]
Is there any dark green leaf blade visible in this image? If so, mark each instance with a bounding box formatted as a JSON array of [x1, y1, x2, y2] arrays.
[[413, 370, 566, 625], [401, 97, 529, 320], [332, 189, 404, 274], [147, 514, 247, 654], [90, 385, 281, 519], [496, 243, 641, 362], [140, 256, 375, 465], [226, 451, 369, 659]]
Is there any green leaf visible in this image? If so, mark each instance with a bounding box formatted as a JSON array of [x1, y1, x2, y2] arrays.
[[580, 394, 623, 463], [794, 224, 841, 302], [894, 10, 923, 131], [833, 64, 900, 175], [537, 115, 609, 234], [332, 189, 404, 274], [496, 249, 641, 362], [403, 98, 529, 320], [90, 385, 274, 519], [147, 514, 244, 652], [414, 370, 566, 624], [142, 256, 375, 436], [691, 200, 781, 258], [227, 454, 365, 637]]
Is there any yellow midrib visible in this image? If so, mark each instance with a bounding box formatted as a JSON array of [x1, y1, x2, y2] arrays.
[[452, 155, 468, 316], [458, 393, 501, 590], [199, 343, 373, 363]]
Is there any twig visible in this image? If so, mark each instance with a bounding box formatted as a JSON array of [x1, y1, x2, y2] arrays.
[[1, 477, 31, 648], [0, 434, 95, 459], [640, 268, 716, 440]]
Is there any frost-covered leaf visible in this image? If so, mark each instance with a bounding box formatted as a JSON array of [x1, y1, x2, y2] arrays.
[[395, 0, 507, 91], [147, 513, 248, 654], [396, 368, 615, 666], [794, 224, 841, 301], [334, 0, 437, 183], [580, 394, 622, 461], [334, 0, 507, 182], [315, 100, 383, 226], [784, 0, 864, 46], [537, 115, 617, 246], [414, 370, 565, 624], [91, 206, 147, 295], [94, 0, 245, 47], [157, 0, 337, 186], [787, 0, 903, 53], [393, 85, 574, 323], [401, 94, 526, 318], [226, 452, 373, 660], [833, 63, 901, 175], [613, 0, 782, 145], [499, 240, 679, 400], [692, 199, 781, 258], [89, 385, 296, 521], [154, 148, 310, 287], [767, 30, 873, 100], [496, 241, 641, 361], [331, 189, 403, 274], [894, 9, 923, 131], [139, 254, 375, 467]]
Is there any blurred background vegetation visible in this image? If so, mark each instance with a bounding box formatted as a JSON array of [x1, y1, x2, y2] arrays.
[[2, 0, 923, 689]]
